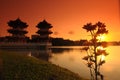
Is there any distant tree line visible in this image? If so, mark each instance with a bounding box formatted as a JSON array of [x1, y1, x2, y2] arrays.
[[51, 37, 112, 46], [51, 37, 87, 46]]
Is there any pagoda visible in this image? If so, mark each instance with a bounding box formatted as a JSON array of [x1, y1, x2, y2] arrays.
[[7, 18, 29, 42], [35, 20, 53, 42]]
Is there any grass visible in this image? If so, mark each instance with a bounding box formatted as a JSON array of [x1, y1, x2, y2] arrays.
[[0, 51, 88, 80]]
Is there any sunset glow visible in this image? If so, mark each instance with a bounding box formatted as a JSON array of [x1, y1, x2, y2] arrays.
[[0, 1, 120, 80], [97, 34, 107, 41], [0, 0, 119, 41], [97, 46, 105, 50]]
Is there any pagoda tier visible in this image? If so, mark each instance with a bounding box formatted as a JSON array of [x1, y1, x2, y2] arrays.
[[35, 20, 53, 42], [8, 18, 28, 29], [8, 29, 28, 35], [36, 30, 52, 35]]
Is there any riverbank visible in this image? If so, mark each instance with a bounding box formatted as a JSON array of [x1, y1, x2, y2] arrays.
[[0, 51, 87, 80]]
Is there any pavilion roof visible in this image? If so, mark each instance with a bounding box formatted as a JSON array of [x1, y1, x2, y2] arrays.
[[8, 18, 28, 28], [36, 20, 52, 29]]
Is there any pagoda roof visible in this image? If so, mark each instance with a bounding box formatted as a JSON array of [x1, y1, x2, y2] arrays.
[[8, 18, 28, 28], [36, 30, 52, 34], [36, 20, 52, 29], [8, 29, 28, 34]]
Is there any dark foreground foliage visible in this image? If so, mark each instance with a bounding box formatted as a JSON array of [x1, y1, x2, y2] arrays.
[[0, 51, 87, 80]]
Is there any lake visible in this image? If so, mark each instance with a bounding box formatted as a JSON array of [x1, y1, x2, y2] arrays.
[[1, 46, 120, 80], [50, 46, 120, 80]]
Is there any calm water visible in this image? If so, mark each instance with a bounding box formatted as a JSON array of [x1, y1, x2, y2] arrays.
[[50, 46, 120, 80], [1, 46, 120, 80]]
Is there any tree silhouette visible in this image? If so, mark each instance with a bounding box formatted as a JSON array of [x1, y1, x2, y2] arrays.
[[82, 21, 108, 80]]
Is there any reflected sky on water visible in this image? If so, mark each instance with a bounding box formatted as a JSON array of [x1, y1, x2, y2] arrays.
[[1, 46, 120, 80], [50, 46, 120, 80]]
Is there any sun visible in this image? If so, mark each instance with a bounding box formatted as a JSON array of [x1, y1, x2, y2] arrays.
[[97, 34, 107, 41]]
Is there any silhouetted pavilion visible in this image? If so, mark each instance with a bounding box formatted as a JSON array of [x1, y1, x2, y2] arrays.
[[35, 20, 53, 42], [7, 18, 29, 42]]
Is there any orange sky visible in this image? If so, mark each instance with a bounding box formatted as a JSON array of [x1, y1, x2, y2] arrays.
[[0, 0, 119, 41]]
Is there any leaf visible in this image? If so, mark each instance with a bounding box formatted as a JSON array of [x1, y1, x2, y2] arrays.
[[81, 47, 89, 51], [87, 62, 93, 67], [103, 52, 109, 56], [83, 23, 97, 32], [83, 56, 89, 61], [97, 28, 108, 34], [90, 58, 95, 62], [96, 49, 108, 56], [96, 21, 108, 34], [98, 60, 105, 66]]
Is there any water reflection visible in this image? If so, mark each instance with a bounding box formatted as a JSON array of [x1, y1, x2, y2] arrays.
[[30, 50, 52, 61], [1, 46, 120, 80], [1, 49, 52, 61], [51, 48, 72, 54], [50, 46, 120, 80], [50, 46, 90, 79]]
